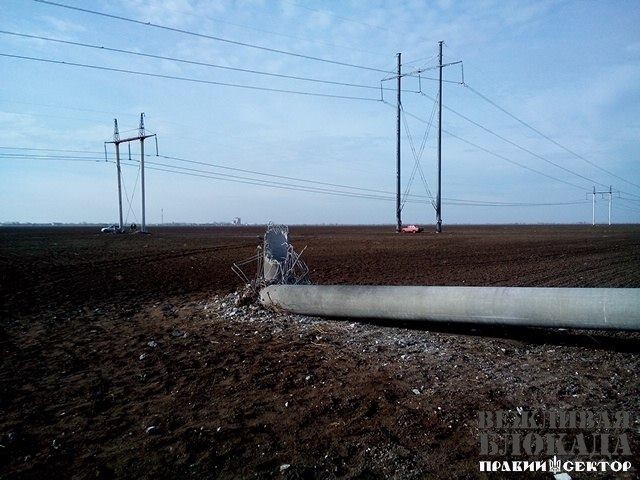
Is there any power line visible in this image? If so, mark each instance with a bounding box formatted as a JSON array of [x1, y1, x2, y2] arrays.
[[120, 159, 140, 225], [400, 102, 436, 210], [0, 30, 418, 93], [2, 149, 426, 199], [32, 0, 394, 74], [3, 153, 404, 203], [0, 53, 381, 102], [403, 54, 439, 67], [157, 154, 411, 197], [121, 159, 406, 202], [121, 3, 386, 57], [145, 157, 446, 204], [10, 7, 635, 204], [163, 152, 561, 207], [123, 160, 589, 208], [419, 91, 611, 191], [383, 101, 589, 191], [2, 150, 429, 199], [1, 150, 590, 208], [2, 149, 429, 200], [443, 131, 588, 190], [401, 92, 438, 210], [464, 83, 640, 192]]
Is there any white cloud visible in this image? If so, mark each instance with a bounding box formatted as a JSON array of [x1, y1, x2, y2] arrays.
[[42, 15, 87, 34], [2, 0, 639, 223], [124, 0, 199, 27]]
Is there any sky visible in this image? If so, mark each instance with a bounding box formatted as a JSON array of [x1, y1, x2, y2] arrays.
[[1, 0, 639, 225]]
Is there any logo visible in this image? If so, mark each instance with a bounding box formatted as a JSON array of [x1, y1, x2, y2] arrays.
[[549, 456, 561, 474], [478, 410, 635, 474]]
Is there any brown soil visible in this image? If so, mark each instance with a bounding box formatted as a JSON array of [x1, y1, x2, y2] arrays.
[[1, 225, 639, 479]]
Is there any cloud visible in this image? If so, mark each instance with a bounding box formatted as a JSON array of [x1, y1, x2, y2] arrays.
[[124, 0, 200, 27], [42, 15, 87, 34], [2, 0, 639, 223]]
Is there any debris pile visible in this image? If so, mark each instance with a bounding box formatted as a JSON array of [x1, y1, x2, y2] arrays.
[[232, 223, 309, 292]]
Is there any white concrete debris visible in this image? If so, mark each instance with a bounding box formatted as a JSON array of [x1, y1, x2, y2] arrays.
[[554, 473, 571, 480]]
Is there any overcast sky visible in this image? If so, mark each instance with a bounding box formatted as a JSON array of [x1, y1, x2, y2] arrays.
[[1, 0, 639, 225]]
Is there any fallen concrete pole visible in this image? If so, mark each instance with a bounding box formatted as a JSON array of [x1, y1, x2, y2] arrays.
[[260, 285, 640, 331]]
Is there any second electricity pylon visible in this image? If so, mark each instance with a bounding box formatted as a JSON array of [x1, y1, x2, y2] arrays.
[[408, 42, 462, 233], [588, 186, 618, 226], [396, 52, 402, 232], [105, 113, 158, 233], [436, 41, 444, 233], [385, 43, 462, 233]]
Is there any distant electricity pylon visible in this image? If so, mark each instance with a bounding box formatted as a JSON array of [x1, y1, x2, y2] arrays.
[[383, 42, 462, 233], [104, 113, 158, 233], [588, 186, 619, 226]]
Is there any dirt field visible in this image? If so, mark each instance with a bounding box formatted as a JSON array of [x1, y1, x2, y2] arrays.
[[1, 225, 639, 479]]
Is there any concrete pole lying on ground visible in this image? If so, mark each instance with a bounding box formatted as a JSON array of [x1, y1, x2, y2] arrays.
[[260, 285, 640, 331]]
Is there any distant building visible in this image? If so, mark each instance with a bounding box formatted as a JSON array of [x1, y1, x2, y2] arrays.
[[233, 217, 242, 226]]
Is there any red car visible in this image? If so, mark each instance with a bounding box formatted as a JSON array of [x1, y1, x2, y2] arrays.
[[401, 224, 424, 233]]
